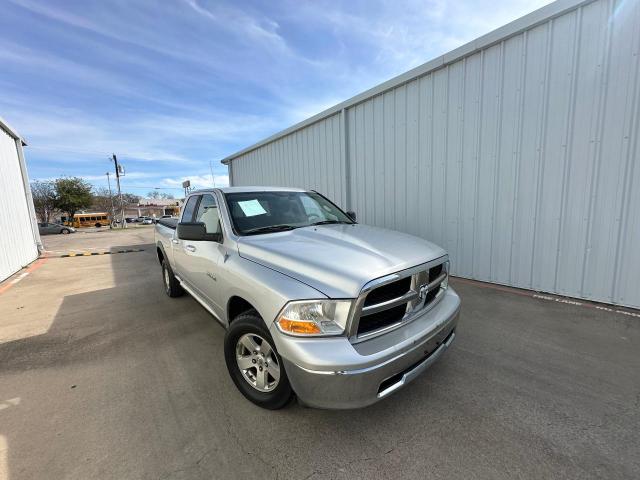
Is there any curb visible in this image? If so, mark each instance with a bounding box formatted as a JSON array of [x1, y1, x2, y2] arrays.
[[46, 249, 146, 258]]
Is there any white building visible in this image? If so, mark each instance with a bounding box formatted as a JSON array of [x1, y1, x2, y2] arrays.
[[0, 117, 41, 282], [221, 0, 640, 309]]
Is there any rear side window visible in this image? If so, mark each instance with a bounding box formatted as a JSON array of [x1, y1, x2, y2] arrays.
[[181, 195, 200, 222]]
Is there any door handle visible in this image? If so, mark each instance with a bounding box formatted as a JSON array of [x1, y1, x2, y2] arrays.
[[185, 245, 196, 252]]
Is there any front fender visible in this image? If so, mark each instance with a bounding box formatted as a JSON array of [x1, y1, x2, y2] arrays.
[[219, 253, 327, 327]]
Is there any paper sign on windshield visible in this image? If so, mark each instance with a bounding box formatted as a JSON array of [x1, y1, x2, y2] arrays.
[[238, 199, 267, 217]]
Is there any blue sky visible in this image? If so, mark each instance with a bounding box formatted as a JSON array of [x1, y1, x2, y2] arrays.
[[0, 0, 551, 197]]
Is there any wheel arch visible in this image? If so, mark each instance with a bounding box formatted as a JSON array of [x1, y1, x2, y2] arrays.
[[156, 242, 166, 265], [227, 296, 259, 323]]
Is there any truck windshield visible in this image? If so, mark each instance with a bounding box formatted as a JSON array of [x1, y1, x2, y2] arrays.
[[224, 191, 354, 235]]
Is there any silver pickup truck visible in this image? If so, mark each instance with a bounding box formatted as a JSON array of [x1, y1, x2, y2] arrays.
[[155, 187, 460, 409]]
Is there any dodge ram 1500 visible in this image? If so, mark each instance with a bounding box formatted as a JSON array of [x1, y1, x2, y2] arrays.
[[155, 187, 460, 409]]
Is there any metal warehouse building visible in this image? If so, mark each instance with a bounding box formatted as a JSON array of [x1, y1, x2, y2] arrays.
[[0, 117, 41, 282], [222, 0, 640, 309]]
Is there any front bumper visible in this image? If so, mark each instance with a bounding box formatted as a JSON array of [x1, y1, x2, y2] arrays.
[[270, 287, 461, 409]]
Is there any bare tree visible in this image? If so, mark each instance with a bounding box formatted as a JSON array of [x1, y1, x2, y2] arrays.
[[121, 193, 140, 205], [146, 191, 174, 200], [92, 187, 115, 214], [31, 180, 56, 223], [92, 189, 139, 218]]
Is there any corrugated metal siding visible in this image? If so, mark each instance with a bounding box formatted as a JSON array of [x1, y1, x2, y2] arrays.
[[0, 125, 39, 281], [227, 0, 640, 309], [231, 113, 346, 206]]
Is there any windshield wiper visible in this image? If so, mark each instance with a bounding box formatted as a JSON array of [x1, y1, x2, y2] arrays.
[[244, 224, 298, 235], [309, 220, 352, 226]]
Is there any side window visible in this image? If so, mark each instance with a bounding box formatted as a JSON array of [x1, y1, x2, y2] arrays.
[[300, 196, 323, 218], [181, 195, 200, 222], [300, 195, 336, 221], [195, 194, 221, 234]]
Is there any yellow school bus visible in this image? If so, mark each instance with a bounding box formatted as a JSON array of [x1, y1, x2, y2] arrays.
[[70, 212, 111, 228]]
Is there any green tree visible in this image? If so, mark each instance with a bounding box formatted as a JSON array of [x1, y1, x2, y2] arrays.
[[54, 177, 93, 220], [31, 180, 57, 223]]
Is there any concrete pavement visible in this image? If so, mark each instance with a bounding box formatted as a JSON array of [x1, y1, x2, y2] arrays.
[[0, 228, 638, 479]]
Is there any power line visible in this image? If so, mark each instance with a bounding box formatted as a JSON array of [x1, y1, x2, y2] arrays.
[[110, 185, 178, 190]]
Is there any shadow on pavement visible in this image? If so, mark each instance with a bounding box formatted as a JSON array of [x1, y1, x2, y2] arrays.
[[0, 243, 638, 479]]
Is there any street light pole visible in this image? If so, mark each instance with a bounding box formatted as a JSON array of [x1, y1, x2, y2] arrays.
[[112, 154, 126, 229], [106, 172, 115, 228]]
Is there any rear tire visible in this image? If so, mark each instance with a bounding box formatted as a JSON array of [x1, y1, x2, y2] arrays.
[[224, 311, 294, 409], [95, 223, 101, 228], [162, 259, 184, 297]]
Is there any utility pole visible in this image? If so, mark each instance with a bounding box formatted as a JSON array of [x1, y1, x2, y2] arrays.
[[106, 172, 116, 228], [111, 154, 126, 229], [209, 160, 216, 187]]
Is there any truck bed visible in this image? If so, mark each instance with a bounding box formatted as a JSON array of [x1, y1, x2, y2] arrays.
[[158, 218, 178, 230]]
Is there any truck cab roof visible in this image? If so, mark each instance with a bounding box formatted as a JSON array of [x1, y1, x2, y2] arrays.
[[190, 186, 307, 195]]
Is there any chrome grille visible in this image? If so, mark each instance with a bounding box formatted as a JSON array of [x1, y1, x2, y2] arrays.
[[350, 258, 449, 341]]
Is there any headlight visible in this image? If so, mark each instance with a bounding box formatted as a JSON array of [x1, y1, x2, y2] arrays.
[[442, 260, 450, 289], [276, 300, 352, 336]]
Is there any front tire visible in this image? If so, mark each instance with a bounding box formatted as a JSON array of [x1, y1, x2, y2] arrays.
[[61, 229, 70, 234], [224, 312, 294, 409], [162, 259, 184, 297]]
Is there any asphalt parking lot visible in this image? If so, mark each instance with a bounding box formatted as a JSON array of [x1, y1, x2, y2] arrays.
[[0, 228, 638, 480]]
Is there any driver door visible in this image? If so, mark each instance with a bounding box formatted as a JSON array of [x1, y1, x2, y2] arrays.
[[178, 194, 226, 318], [172, 194, 200, 285]]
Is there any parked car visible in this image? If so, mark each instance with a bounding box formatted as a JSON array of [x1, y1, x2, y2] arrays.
[[153, 214, 173, 224], [38, 222, 75, 235], [141, 217, 153, 225], [155, 187, 460, 409]]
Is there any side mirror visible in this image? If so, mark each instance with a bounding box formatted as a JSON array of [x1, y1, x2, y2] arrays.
[[177, 222, 207, 241], [347, 211, 357, 222], [177, 222, 223, 242]]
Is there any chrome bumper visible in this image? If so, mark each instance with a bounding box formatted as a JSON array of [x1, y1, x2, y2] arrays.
[[271, 287, 461, 409]]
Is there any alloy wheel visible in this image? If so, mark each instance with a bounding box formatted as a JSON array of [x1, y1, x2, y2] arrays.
[[235, 333, 280, 392], [163, 265, 171, 294]]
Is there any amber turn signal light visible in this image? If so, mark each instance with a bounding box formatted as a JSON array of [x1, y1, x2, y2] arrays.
[[277, 318, 322, 335]]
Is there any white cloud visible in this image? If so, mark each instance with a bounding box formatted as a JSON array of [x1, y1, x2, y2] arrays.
[[285, 0, 554, 87], [0, 93, 277, 165], [4, 0, 555, 193], [162, 174, 229, 189]]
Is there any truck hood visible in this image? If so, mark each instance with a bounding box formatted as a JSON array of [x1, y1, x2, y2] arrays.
[[237, 224, 447, 298]]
